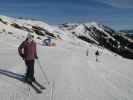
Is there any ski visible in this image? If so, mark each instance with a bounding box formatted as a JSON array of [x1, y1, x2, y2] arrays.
[[22, 78, 45, 93], [33, 80, 46, 90], [27, 82, 42, 94]]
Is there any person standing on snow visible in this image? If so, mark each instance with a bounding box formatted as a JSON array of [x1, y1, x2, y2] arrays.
[[95, 50, 99, 62], [43, 36, 52, 46], [18, 33, 38, 83], [86, 48, 89, 56]]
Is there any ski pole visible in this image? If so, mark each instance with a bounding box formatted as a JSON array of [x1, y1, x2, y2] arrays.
[[37, 59, 50, 84], [50, 80, 55, 100]]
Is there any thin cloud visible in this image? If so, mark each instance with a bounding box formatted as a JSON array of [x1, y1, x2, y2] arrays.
[[96, 0, 133, 8]]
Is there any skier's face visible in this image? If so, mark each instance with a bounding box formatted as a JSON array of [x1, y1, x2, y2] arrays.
[[27, 36, 34, 43]]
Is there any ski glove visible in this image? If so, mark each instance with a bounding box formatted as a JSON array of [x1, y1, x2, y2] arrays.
[[20, 54, 24, 58], [35, 56, 38, 59]]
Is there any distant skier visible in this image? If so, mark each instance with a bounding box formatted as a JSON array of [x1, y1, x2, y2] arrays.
[[43, 36, 51, 46], [18, 33, 38, 83], [95, 50, 99, 62], [86, 49, 89, 56]]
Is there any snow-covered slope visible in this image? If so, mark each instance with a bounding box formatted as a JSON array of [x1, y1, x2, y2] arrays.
[[0, 15, 133, 100], [0, 36, 133, 100], [59, 22, 133, 59], [0, 15, 67, 45]]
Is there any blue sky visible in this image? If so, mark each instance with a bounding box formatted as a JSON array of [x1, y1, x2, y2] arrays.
[[0, 0, 133, 30]]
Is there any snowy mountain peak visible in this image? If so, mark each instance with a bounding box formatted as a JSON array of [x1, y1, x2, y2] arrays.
[[85, 22, 99, 27], [0, 15, 64, 42], [59, 21, 133, 59], [0, 15, 133, 59]]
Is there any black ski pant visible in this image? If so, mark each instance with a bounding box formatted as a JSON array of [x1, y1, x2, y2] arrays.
[[25, 60, 35, 81]]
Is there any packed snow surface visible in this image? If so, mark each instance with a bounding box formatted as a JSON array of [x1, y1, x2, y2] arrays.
[[0, 15, 133, 100]]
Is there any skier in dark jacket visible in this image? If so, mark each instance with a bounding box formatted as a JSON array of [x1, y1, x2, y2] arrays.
[[95, 50, 99, 62], [18, 34, 38, 83]]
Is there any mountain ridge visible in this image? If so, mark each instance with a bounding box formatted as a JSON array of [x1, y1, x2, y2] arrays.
[[0, 15, 133, 59]]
